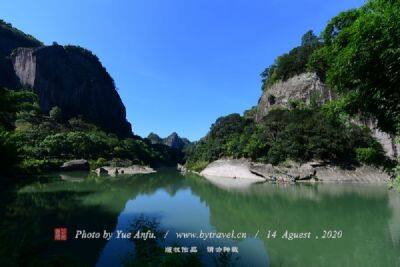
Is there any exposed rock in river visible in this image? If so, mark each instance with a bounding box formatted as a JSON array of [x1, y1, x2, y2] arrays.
[[200, 159, 390, 184], [94, 165, 156, 176], [60, 159, 90, 171], [200, 159, 266, 181]]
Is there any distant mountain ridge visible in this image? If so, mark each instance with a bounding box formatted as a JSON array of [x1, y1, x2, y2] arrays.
[[0, 19, 132, 137], [147, 132, 190, 150]]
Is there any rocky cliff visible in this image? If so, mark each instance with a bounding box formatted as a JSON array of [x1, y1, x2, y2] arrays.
[[0, 20, 42, 88], [10, 45, 132, 137], [255, 72, 333, 122], [147, 132, 190, 150], [255, 72, 398, 158], [0, 20, 132, 138]]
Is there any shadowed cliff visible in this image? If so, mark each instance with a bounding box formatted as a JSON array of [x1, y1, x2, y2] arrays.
[[0, 20, 132, 138]]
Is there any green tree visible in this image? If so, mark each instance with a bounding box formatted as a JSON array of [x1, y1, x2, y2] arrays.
[[0, 88, 38, 173], [301, 30, 319, 46], [0, 88, 38, 130], [261, 31, 323, 88], [49, 106, 62, 122], [309, 0, 400, 134], [322, 9, 360, 45]]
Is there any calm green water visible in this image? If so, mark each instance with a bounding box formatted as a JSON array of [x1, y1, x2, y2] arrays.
[[1, 170, 399, 267]]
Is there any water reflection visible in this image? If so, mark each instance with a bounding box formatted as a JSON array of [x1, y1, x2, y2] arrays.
[[0, 171, 399, 267]]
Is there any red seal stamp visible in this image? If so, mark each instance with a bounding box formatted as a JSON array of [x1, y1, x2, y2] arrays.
[[54, 228, 68, 241]]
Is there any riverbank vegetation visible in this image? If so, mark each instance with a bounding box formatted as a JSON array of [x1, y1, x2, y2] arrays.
[[186, 0, 399, 176], [185, 104, 387, 172], [0, 87, 183, 175], [307, 0, 400, 184]]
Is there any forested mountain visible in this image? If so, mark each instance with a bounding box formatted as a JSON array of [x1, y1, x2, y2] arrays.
[[147, 132, 190, 150], [0, 20, 131, 137], [185, 0, 399, 178], [0, 21, 183, 174]]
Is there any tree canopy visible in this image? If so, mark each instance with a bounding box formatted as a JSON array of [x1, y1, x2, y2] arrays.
[[261, 30, 322, 88], [308, 0, 400, 134]]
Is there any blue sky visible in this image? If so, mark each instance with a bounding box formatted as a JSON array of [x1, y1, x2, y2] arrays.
[[0, 0, 365, 140]]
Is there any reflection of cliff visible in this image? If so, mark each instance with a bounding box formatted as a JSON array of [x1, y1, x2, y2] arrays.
[[186, 175, 400, 267], [0, 171, 187, 266], [3, 172, 400, 267], [0, 187, 117, 266]]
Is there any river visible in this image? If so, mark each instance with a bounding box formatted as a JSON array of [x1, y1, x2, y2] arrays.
[[1, 170, 399, 266]]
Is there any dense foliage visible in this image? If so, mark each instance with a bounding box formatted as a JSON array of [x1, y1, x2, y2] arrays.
[[187, 0, 399, 177], [306, 0, 400, 184], [0, 88, 183, 175], [0, 88, 38, 173], [260, 30, 322, 88], [185, 104, 385, 171], [308, 0, 400, 135]]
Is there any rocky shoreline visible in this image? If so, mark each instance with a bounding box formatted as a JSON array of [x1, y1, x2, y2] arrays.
[[60, 159, 156, 176], [94, 165, 156, 176], [199, 159, 391, 184]]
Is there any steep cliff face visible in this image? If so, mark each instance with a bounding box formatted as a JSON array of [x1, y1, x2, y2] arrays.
[[255, 72, 333, 122], [0, 20, 132, 138], [11, 45, 132, 137], [0, 20, 42, 88], [255, 72, 398, 158], [356, 118, 399, 159], [0, 57, 19, 89]]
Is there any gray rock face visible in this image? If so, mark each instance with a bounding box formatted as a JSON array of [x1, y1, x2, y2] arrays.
[[255, 72, 398, 158], [0, 20, 42, 88], [355, 118, 399, 159], [177, 163, 187, 173], [95, 167, 108, 176], [60, 159, 89, 171], [0, 21, 132, 137], [11, 45, 132, 137], [201, 159, 390, 183], [249, 161, 317, 182], [200, 159, 266, 180], [255, 73, 333, 122]]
